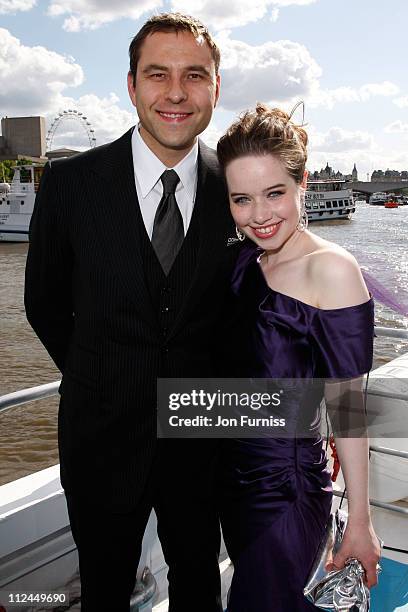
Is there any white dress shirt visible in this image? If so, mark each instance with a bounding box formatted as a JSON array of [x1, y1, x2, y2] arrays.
[[131, 125, 198, 239]]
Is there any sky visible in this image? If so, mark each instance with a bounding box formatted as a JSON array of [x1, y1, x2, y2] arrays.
[[1, 0, 407, 179]]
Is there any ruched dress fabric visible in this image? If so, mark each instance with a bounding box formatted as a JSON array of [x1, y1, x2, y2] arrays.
[[219, 243, 374, 612]]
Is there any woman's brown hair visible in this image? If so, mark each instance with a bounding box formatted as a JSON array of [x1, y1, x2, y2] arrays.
[[217, 103, 308, 184]]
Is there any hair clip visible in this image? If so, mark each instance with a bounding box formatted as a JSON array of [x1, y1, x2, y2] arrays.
[[288, 100, 306, 126]]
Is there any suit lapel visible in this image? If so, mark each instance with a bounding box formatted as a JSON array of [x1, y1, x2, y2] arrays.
[[85, 128, 158, 329]]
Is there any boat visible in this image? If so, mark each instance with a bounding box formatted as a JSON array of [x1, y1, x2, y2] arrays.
[[305, 179, 356, 222], [369, 192, 388, 206], [1, 326, 408, 611], [384, 199, 399, 209], [0, 164, 45, 243]]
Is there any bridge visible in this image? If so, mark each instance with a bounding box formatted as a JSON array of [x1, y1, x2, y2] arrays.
[[349, 181, 408, 195]]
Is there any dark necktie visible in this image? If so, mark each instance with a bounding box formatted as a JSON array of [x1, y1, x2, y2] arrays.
[[151, 170, 184, 275]]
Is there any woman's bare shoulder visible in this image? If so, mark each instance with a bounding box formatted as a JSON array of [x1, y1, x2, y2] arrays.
[[304, 236, 370, 309]]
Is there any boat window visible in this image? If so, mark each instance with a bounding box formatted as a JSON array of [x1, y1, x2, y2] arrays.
[[20, 168, 32, 183], [305, 203, 311, 209], [312, 202, 319, 209], [338, 200, 343, 206], [319, 202, 325, 209], [21, 201, 24, 205], [343, 199, 348, 205], [7, 201, 10, 205], [333, 202, 338, 208], [326, 202, 332, 208]]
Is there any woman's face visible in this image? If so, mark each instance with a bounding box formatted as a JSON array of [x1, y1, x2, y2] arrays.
[[225, 154, 307, 250]]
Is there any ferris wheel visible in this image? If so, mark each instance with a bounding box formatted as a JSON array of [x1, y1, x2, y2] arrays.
[[46, 109, 97, 151]]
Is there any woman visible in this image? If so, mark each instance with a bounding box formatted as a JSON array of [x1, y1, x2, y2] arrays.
[[217, 104, 381, 611]]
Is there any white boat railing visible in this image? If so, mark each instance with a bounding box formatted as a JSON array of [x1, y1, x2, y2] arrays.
[[0, 380, 61, 415], [1, 327, 407, 522], [332, 489, 408, 516], [370, 444, 408, 460], [375, 326, 408, 339], [1, 325, 407, 416]]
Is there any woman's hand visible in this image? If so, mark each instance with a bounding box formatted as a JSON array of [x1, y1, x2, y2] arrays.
[[325, 519, 382, 588]]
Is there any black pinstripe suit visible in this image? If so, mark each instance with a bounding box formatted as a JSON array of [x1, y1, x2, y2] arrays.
[[24, 128, 239, 611]]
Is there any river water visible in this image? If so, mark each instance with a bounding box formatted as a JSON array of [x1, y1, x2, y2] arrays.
[[0, 202, 407, 486]]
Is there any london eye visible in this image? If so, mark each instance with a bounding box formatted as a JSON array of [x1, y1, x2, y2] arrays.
[[46, 109, 97, 151]]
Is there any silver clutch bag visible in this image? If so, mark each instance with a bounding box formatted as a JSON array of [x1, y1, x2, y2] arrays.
[[303, 509, 381, 611]]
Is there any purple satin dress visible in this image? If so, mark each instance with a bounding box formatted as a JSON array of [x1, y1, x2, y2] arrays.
[[219, 243, 374, 612]]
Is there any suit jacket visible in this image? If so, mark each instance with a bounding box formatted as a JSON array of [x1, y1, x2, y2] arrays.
[[24, 128, 239, 511]]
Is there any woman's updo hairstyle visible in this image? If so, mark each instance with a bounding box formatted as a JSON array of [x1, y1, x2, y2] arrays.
[[217, 102, 308, 185]]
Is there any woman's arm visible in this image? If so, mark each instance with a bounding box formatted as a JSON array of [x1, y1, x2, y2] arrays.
[[313, 247, 381, 587], [325, 379, 381, 587]]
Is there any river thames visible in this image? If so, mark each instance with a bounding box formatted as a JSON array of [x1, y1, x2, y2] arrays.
[[0, 202, 407, 486]]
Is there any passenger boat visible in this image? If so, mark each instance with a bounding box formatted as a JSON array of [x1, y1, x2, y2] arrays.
[[0, 330, 407, 611], [305, 179, 356, 222], [0, 165, 44, 242], [369, 192, 388, 206]]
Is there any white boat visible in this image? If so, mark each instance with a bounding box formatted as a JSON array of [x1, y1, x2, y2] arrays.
[[1, 326, 407, 611], [0, 165, 44, 242], [369, 192, 388, 206], [305, 179, 356, 222]]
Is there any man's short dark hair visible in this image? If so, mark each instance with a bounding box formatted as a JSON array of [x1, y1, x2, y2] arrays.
[[129, 12, 221, 85]]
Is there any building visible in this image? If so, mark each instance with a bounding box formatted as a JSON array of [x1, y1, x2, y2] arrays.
[[0, 116, 47, 162], [310, 163, 358, 182], [371, 169, 408, 182], [46, 147, 81, 160]]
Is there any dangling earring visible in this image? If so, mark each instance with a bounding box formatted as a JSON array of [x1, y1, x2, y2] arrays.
[[297, 210, 308, 232], [235, 226, 246, 241], [297, 194, 308, 232]]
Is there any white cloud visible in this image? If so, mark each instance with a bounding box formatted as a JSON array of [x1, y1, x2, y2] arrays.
[[46, 93, 135, 149], [308, 149, 408, 178], [306, 125, 408, 177], [45, 0, 320, 32], [170, 0, 319, 30], [200, 120, 223, 149], [270, 7, 280, 21], [217, 33, 321, 111], [308, 81, 400, 109], [0, 28, 134, 148], [359, 82, 399, 100], [275, 0, 317, 4], [309, 126, 375, 154], [0, 0, 36, 14], [393, 95, 408, 109], [0, 28, 84, 115], [171, 0, 268, 30], [384, 120, 408, 134], [47, 0, 162, 32]]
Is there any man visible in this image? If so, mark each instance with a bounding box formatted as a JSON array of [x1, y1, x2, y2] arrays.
[[25, 12, 238, 612]]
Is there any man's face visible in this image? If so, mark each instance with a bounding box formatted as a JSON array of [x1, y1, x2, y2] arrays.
[[127, 30, 220, 163]]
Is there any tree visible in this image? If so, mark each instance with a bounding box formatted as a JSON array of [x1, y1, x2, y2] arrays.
[[0, 159, 33, 183]]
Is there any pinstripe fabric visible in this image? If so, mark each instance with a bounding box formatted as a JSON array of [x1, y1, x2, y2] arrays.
[[25, 128, 239, 512]]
